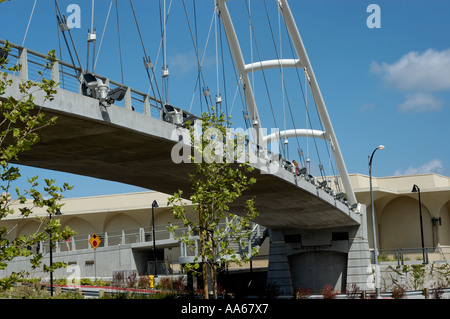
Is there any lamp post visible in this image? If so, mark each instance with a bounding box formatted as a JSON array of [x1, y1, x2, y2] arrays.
[[412, 184, 426, 263], [49, 210, 62, 297], [369, 145, 384, 299], [152, 200, 158, 276]]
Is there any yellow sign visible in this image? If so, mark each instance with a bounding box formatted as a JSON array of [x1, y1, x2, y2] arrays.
[[89, 233, 101, 250]]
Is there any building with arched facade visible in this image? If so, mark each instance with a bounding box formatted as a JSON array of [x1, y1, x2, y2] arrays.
[[1, 173, 449, 286], [352, 173, 450, 260]]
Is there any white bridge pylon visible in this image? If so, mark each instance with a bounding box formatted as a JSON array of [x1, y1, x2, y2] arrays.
[[215, 0, 358, 207]]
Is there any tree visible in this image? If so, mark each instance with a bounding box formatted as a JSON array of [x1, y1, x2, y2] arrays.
[[0, 40, 76, 290], [168, 108, 258, 299]]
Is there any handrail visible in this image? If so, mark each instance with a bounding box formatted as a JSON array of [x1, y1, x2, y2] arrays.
[[0, 38, 199, 121]]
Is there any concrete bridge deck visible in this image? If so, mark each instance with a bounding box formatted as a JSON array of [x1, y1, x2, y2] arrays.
[[1, 38, 371, 295], [3, 73, 360, 230]]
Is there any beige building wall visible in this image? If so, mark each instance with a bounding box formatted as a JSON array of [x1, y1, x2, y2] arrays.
[[2, 173, 450, 254], [350, 173, 450, 251], [2, 191, 193, 246]]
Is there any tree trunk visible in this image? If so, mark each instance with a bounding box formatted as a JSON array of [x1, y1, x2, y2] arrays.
[[199, 213, 209, 299], [211, 262, 217, 299]]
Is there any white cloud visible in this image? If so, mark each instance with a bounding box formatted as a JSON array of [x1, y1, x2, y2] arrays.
[[371, 48, 450, 93], [399, 93, 443, 113], [168, 50, 215, 78], [168, 51, 198, 77], [371, 48, 450, 113], [394, 159, 444, 176]]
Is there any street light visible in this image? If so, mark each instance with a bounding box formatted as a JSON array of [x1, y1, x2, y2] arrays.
[[369, 145, 384, 299], [151, 200, 158, 276], [412, 184, 426, 264]]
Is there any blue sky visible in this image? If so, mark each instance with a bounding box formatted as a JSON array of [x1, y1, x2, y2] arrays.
[[1, 0, 450, 198]]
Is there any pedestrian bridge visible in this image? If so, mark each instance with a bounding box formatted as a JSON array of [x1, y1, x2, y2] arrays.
[[1, 28, 371, 294], [1, 39, 363, 231]]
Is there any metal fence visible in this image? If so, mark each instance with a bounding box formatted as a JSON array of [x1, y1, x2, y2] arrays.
[[36, 222, 264, 256], [372, 247, 445, 265], [0, 38, 177, 121]]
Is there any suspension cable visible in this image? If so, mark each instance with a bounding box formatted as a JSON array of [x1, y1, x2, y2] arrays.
[[22, 0, 38, 47], [263, 0, 304, 166], [54, 0, 83, 73], [282, 13, 339, 184], [146, 0, 172, 98], [188, 9, 216, 113], [182, 0, 213, 111], [115, 0, 124, 83], [54, 1, 65, 88], [218, 16, 229, 117], [244, 0, 284, 158], [129, 0, 162, 107], [93, 0, 114, 73]]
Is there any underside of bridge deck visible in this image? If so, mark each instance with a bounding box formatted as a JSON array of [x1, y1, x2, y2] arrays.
[[3, 82, 360, 230]]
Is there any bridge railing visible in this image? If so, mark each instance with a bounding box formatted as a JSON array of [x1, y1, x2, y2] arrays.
[[0, 39, 197, 122]]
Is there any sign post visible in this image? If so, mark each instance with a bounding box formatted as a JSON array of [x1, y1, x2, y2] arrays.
[[89, 233, 101, 283]]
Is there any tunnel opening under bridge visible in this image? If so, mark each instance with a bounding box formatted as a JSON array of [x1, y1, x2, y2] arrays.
[[289, 250, 348, 294]]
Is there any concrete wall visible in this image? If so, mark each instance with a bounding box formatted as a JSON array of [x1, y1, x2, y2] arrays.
[[0, 244, 139, 282], [266, 214, 372, 295]]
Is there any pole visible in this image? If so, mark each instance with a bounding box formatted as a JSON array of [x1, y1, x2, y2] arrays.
[[152, 200, 158, 276], [49, 213, 53, 297], [50, 234, 53, 297], [216, 0, 262, 142], [94, 249, 97, 283], [416, 186, 426, 263], [369, 146, 384, 299], [277, 0, 357, 207]]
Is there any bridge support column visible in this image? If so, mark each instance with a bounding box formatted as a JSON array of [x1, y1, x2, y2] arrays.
[[345, 205, 372, 292], [266, 229, 294, 297], [266, 206, 372, 297]]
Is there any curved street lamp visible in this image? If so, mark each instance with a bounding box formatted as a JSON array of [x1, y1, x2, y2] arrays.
[[412, 184, 426, 264], [369, 145, 384, 299]]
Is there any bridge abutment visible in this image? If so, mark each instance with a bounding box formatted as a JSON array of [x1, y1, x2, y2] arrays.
[[266, 205, 372, 297]]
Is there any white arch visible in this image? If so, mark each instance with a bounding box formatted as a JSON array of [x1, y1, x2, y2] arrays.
[[262, 129, 326, 145], [244, 59, 301, 73]]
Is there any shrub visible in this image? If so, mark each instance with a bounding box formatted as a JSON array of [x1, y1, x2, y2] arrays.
[[345, 283, 362, 299], [392, 284, 406, 299], [138, 276, 149, 289], [432, 283, 445, 299], [295, 287, 311, 299], [321, 285, 338, 299]]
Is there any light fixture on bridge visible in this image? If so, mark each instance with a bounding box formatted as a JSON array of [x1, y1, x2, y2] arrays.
[[81, 73, 126, 107], [162, 103, 184, 126], [335, 192, 345, 201], [58, 20, 70, 32], [317, 180, 327, 189]]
